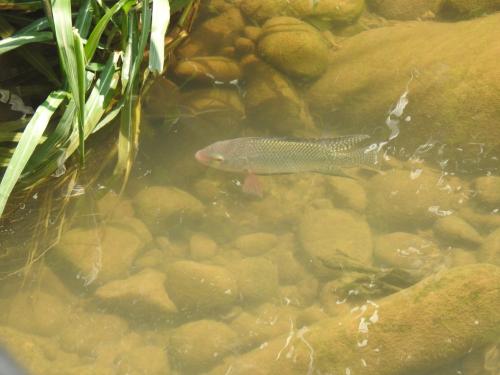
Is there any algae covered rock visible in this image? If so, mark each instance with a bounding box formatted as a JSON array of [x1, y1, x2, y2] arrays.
[[433, 215, 483, 247], [473, 176, 500, 207], [240, 0, 364, 25], [189, 233, 218, 260], [257, 17, 330, 80], [169, 320, 237, 372], [94, 268, 178, 318], [173, 56, 241, 84], [165, 260, 238, 313], [230, 257, 279, 304], [374, 231, 442, 270], [307, 13, 500, 151], [233, 232, 278, 256], [243, 59, 315, 133], [326, 176, 367, 212], [367, 0, 440, 20], [439, 0, 500, 19], [52, 225, 144, 286], [478, 228, 500, 265], [208, 264, 500, 375], [116, 345, 170, 375], [299, 208, 373, 277], [133, 186, 204, 231], [367, 169, 458, 230]]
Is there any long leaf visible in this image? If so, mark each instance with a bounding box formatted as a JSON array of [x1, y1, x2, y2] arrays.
[[85, 0, 135, 62], [0, 90, 66, 217], [0, 31, 53, 55], [149, 0, 170, 74], [50, 0, 86, 163]]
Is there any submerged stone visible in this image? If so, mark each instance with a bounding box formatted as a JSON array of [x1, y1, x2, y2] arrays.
[[94, 268, 178, 318], [367, 169, 459, 230], [298, 208, 373, 278], [367, 0, 441, 20], [439, 0, 500, 19], [433, 215, 483, 247], [173, 56, 241, 84], [478, 228, 500, 265], [133, 186, 204, 232], [208, 264, 500, 375], [257, 17, 330, 80], [169, 320, 237, 372], [473, 176, 500, 207], [52, 225, 144, 286], [233, 232, 278, 256], [307, 14, 500, 151], [165, 260, 238, 314], [230, 257, 279, 304]]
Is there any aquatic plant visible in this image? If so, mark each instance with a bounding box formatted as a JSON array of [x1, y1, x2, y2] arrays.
[[0, 0, 198, 218]]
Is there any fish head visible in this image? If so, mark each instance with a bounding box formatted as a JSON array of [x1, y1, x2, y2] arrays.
[[195, 140, 244, 172]]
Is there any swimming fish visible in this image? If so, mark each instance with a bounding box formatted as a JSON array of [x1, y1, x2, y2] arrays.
[[195, 135, 378, 196]]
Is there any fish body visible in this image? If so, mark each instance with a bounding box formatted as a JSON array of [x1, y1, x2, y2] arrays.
[[195, 135, 378, 176]]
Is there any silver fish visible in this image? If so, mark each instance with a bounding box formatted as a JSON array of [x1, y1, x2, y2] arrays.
[[195, 135, 378, 175]]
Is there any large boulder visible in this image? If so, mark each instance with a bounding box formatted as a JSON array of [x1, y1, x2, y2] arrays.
[[439, 0, 500, 19], [307, 14, 500, 152], [208, 264, 500, 375]]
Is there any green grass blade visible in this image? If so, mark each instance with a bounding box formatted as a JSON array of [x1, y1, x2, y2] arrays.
[[73, 28, 87, 163], [115, 1, 151, 178], [0, 31, 53, 55], [50, 0, 87, 164], [75, 0, 93, 38], [0, 90, 66, 217], [149, 0, 170, 75], [85, 0, 135, 62]]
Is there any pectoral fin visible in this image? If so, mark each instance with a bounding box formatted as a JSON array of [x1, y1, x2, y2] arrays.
[[242, 173, 263, 197]]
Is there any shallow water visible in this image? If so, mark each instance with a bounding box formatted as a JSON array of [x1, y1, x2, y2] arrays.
[[1, 2, 500, 375]]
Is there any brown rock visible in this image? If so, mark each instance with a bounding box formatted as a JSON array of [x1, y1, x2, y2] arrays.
[[174, 56, 241, 84]]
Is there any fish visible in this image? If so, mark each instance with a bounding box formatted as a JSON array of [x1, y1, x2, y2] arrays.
[[195, 135, 379, 196]]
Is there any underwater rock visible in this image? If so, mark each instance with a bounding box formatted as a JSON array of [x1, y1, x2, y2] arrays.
[[278, 276, 319, 307], [367, 169, 459, 230], [326, 176, 367, 212], [230, 257, 279, 304], [110, 216, 153, 245], [459, 207, 500, 232], [133, 248, 164, 269], [478, 228, 500, 265], [257, 17, 330, 80], [433, 215, 483, 247], [473, 176, 500, 207], [233, 232, 278, 256], [97, 190, 135, 218], [208, 264, 500, 375], [296, 305, 329, 327], [190, 233, 218, 260], [133, 186, 204, 232], [177, 7, 245, 58], [52, 226, 144, 286], [0, 326, 83, 375], [169, 320, 237, 372], [234, 37, 255, 56], [116, 345, 170, 375], [288, 0, 365, 24], [165, 260, 238, 314], [298, 208, 373, 278], [173, 56, 241, 84], [58, 312, 129, 357], [5, 291, 70, 337], [243, 59, 315, 134], [439, 0, 500, 19], [243, 26, 262, 41], [229, 303, 297, 351], [366, 0, 440, 20], [94, 268, 178, 318], [374, 231, 442, 270], [307, 13, 500, 151], [448, 248, 477, 267], [240, 0, 364, 25], [265, 234, 309, 284]]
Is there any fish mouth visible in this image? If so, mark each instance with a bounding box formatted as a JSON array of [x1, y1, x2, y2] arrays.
[[195, 150, 207, 164]]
